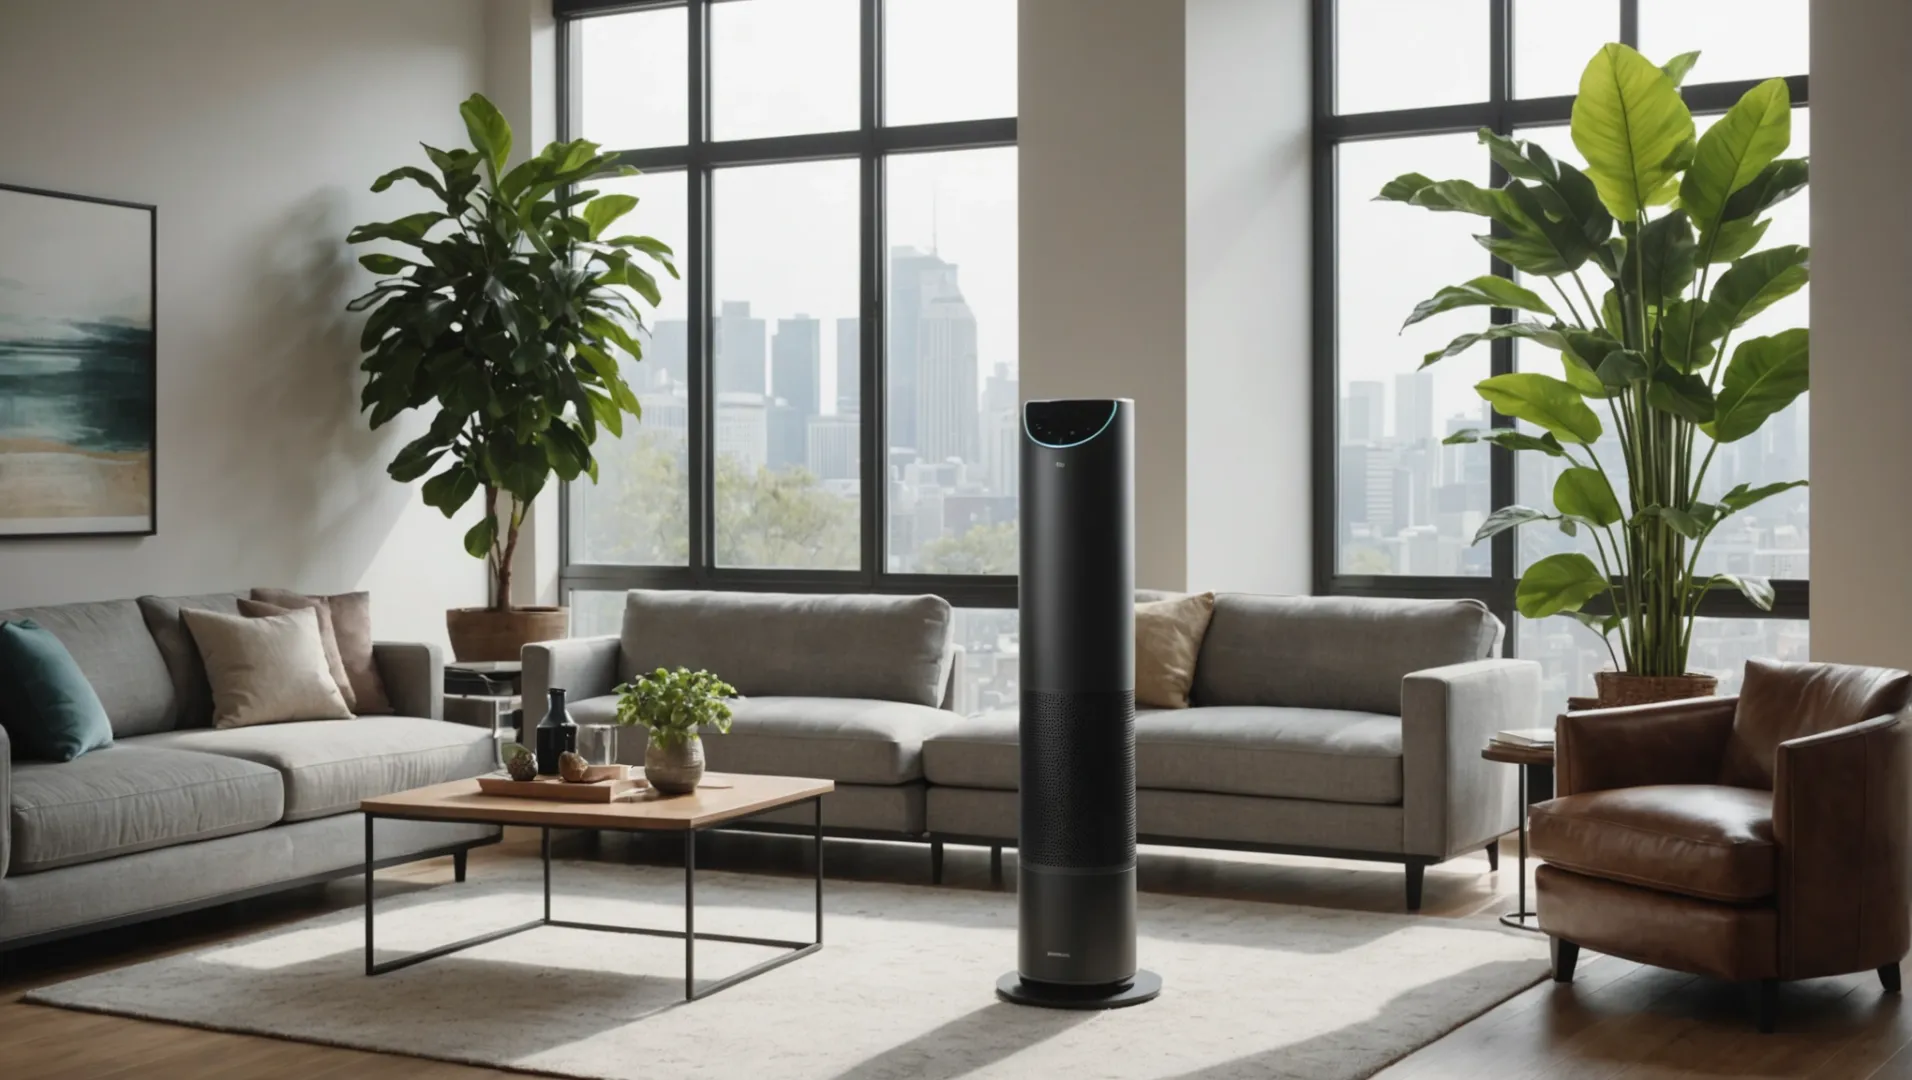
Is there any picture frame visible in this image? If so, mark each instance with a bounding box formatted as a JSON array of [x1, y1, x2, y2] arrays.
[[0, 181, 157, 539]]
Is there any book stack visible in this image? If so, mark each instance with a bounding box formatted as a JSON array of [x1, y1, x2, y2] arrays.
[[1489, 727, 1556, 752]]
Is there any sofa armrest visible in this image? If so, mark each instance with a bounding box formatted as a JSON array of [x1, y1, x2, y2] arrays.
[[0, 723, 10, 880], [374, 641, 443, 720], [1773, 712, 1912, 979], [522, 635, 623, 732], [1555, 695, 1738, 796], [1401, 658, 1541, 859], [941, 644, 966, 712]]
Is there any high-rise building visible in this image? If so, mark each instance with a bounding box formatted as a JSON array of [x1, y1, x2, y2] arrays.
[[1343, 381, 1385, 443], [889, 246, 954, 453], [646, 318, 688, 390], [980, 362, 1019, 498], [715, 391, 767, 472], [715, 301, 766, 396], [767, 399, 808, 472], [1394, 370, 1434, 445], [836, 317, 859, 414], [915, 287, 979, 464], [807, 413, 859, 482], [772, 316, 820, 419]]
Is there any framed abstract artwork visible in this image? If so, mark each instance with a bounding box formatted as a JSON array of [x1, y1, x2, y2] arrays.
[[0, 182, 157, 538]]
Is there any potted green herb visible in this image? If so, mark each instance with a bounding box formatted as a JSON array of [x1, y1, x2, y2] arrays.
[[614, 667, 738, 794], [1381, 45, 1807, 707], [347, 94, 676, 661]]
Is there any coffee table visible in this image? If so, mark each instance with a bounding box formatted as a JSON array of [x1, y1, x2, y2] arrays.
[[359, 773, 833, 1000]]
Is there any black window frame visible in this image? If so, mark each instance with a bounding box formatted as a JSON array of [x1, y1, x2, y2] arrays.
[[555, 0, 1019, 611], [1311, 0, 1810, 650]]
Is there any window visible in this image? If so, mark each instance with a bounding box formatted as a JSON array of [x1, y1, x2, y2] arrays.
[[559, 0, 1018, 650], [1317, 0, 1810, 713]]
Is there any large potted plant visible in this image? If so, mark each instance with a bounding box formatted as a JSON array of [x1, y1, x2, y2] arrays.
[[1383, 45, 1808, 707], [347, 95, 675, 661]]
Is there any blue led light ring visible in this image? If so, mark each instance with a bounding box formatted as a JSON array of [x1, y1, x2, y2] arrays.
[[1024, 402, 1119, 449]]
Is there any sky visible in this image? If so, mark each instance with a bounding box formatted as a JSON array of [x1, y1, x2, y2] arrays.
[[577, 0, 1018, 414], [0, 190, 151, 338]]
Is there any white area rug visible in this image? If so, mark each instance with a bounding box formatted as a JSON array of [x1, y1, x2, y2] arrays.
[[27, 858, 1547, 1079]]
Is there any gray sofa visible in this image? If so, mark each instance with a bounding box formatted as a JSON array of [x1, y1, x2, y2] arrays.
[[0, 592, 500, 953], [526, 589, 1540, 909]]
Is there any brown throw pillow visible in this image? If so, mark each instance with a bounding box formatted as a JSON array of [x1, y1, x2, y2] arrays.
[[1135, 592, 1216, 709], [238, 598, 357, 712], [252, 588, 394, 714], [181, 607, 352, 728]]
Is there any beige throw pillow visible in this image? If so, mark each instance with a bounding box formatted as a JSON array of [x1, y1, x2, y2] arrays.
[[252, 588, 392, 714], [238, 597, 357, 712], [181, 607, 353, 728], [1135, 592, 1217, 709]]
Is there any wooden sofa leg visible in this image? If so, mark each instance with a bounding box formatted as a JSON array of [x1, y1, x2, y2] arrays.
[[1405, 863, 1425, 911], [1550, 937, 1579, 983], [1755, 979, 1779, 1033], [1485, 842, 1500, 872], [990, 845, 1004, 889], [453, 850, 468, 883], [931, 840, 945, 885], [1882, 963, 1902, 994]]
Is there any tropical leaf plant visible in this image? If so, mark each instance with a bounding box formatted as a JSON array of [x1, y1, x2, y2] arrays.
[[1380, 45, 1807, 676], [346, 94, 677, 611]]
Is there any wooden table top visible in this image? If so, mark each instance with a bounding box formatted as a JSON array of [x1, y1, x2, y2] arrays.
[[360, 773, 834, 832], [1481, 741, 1556, 766]]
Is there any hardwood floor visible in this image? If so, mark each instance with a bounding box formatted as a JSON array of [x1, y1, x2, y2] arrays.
[[1, 830, 1905, 1078]]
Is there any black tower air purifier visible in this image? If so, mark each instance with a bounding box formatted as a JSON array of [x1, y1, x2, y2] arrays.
[[997, 398, 1160, 1009]]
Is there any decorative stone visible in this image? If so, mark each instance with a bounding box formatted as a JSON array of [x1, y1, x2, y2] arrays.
[[502, 742, 538, 782], [558, 750, 590, 783]]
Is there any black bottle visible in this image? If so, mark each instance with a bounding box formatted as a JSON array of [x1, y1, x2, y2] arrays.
[[535, 687, 577, 776]]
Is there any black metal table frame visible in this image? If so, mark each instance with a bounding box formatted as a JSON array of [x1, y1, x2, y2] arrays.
[[363, 795, 823, 1001], [1500, 763, 1542, 933]]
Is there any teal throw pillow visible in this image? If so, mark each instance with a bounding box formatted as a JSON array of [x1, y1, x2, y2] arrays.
[[0, 619, 114, 761]]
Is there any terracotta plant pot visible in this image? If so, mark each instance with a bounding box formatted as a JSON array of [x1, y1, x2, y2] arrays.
[[1592, 670, 1720, 708], [645, 735, 705, 795], [445, 606, 569, 663]]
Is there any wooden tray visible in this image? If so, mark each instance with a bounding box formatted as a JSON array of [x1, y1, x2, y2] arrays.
[[476, 775, 648, 802]]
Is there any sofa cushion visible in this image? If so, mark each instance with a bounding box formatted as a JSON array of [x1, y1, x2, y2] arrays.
[[1136, 706, 1403, 804], [131, 717, 494, 822], [1194, 595, 1502, 715], [1531, 784, 1776, 903], [618, 589, 954, 707], [668, 696, 957, 786], [923, 705, 1405, 805], [1719, 659, 1912, 789], [9, 744, 283, 874], [136, 592, 245, 730], [0, 599, 177, 738]]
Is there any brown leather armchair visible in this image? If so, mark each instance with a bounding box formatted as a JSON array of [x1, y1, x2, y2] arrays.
[[1532, 659, 1912, 1031]]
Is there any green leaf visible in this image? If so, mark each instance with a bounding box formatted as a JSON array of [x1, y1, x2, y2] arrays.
[[1516, 552, 1611, 618], [1558, 327, 1626, 398], [1473, 505, 1554, 545], [1441, 428, 1568, 457], [1703, 328, 1809, 443], [371, 166, 448, 201], [420, 465, 480, 518], [462, 515, 497, 560], [1703, 245, 1809, 335], [1720, 157, 1808, 223], [1478, 129, 1546, 181], [1553, 467, 1622, 526], [1705, 215, 1771, 264], [459, 93, 513, 180], [357, 253, 418, 276], [1569, 610, 1624, 638], [1645, 369, 1716, 422], [1660, 50, 1702, 87], [1705, 573, 1776, 610], [1719, 479, 1808, 512], [1679, 78, 1791, 231], [1631, 210, 1698, 304], [346, 212, 447, 248], [1376, 172, 1436, 202], [1572, 43, 1696, 218], [1408, 179, 1514, 218], [1634, 504, 1706, 539], [1659, 299, 1719, 373], [1422, 322, 1560, 368], [580, 193, 639, 240], [1404, 276, 1556, 329], [1475, 372, 1603, 444], [1595, 348, 1651, 388]]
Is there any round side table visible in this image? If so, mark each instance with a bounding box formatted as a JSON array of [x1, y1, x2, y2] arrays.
[[1481, 741, 1555, 933]]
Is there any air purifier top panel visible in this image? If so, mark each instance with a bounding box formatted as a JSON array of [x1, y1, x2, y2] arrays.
[[1024, 399, 1125, 448]]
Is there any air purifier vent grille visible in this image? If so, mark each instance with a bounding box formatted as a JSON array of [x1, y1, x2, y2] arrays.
[[1020, 688, 1137, 869]]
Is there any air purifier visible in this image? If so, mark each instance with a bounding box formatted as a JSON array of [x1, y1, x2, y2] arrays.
[[996, 397, 1160, 1009]]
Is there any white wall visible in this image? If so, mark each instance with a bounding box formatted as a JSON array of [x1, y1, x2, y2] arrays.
[[1809, 0, 1912, 667], [0, 0, 503, 645], [1020, 0, 1312, 593]]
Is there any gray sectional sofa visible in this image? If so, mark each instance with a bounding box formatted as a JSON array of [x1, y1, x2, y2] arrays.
[[0, 592, 500, 953], [526, 588, 1541, 909]]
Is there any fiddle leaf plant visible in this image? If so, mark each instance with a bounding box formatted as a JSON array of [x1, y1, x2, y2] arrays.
[[1383, 45, 1808, 676], [347, 93, 677, 611], [614, 667, 738, 749]]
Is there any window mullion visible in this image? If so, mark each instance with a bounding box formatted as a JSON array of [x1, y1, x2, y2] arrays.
[[687, 0, 713, 584], [859, 0, 883, 584]]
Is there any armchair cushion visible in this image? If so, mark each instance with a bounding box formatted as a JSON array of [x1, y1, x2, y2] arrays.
[[1720, 659, 1912, 789], [1555, 696, 1738, 797], [1531, 784, 1775, 903]]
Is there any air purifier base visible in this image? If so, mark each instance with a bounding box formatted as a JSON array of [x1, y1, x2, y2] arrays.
[[995, 969, 1161, 1010]]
